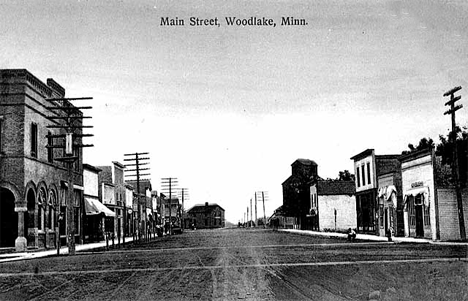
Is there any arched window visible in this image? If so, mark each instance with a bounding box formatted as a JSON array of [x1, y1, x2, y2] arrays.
[[27, 190, 35, 229], [38, 188, 46, 231], [48, 190, 56, 229]]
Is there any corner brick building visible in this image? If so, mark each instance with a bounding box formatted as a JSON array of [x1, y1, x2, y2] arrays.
[[0, 69, 84, 251]]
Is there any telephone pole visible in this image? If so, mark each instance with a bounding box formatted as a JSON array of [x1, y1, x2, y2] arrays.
[[254, 193, 258, 227], [443, 86, 466, 241], [161, 177, 178, 235], [179, 188, 189, 230], [124, 152, 150, 242], [46, 96, 94, 255], [257, 191, 268, 228], [250, 198, 253, 227]]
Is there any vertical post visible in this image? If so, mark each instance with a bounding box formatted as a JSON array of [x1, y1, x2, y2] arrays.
[[169, 178, 172, 235], [67, 161, 76, 255], [262, 192, 266, 229], [136, 154, 141, 243], [254, 193, 257, 227], [250, 199, 253, 227], [247, 206, 249, 227], [181, 188, 184, 231], [443, 86, 466, 241], [334, 208, 337, 231]]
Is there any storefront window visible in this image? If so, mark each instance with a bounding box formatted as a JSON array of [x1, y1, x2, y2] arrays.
[[408, 197, 416, 226], [424, 205, 430, 226], [379, 205, 384, 228]]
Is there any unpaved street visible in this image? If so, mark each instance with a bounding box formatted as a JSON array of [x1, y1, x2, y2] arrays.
[[0, 228, 467, 300]]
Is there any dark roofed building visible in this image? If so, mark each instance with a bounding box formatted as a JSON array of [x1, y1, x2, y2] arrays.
[[126, 179, 152, 197], [317, 180, 355, 196], [186, 202, 225, 229], [282, 158, 319, 230]]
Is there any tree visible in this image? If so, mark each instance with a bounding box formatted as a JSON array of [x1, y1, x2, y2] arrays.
[[436, 126, 468, 187], [337, 170, 355, 181], [402, 137, 435, 154]]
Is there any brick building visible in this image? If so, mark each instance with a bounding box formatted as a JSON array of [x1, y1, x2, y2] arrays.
[[186, 202, 225, 229], [282, 159, 318, 230], [0, 69, 84, 251], [350, 149, 400, 234]]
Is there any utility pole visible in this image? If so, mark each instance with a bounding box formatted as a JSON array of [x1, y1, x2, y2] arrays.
[[161, 178, 178, 235], [259, 191, 268, 228], [250, 198, 253, 227], [124, 152, 150, 242], [254, 193, 258, 227], [247, 206, 249, 227], [443, 86, 466, 241], [179, 188, 189, 230], [46, 96, 94, 256]]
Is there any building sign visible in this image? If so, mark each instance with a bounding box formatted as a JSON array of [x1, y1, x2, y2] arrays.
[[411, 181, 424, 188]]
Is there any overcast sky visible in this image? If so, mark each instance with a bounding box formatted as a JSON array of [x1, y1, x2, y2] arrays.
[[2, 0, 467, 223]]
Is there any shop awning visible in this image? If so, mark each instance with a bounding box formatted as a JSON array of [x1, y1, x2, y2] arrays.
[[84, 198, 116, 217], [377, 185, 397, 207], [403, 186, 430, 207]]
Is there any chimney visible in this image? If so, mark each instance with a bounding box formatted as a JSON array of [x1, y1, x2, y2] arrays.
[[205, 202, 208, 206]]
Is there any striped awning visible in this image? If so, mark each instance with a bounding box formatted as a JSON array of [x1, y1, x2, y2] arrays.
[[84, 198, 116, 217]]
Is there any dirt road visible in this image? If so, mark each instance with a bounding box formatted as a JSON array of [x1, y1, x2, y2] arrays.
[[0, 228, 466, 300]]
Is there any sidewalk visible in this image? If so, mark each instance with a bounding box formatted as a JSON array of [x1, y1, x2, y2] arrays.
[[280, 229, 468, 245], [0, 236, 137, 263]]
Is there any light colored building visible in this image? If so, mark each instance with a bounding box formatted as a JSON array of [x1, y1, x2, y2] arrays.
[[310, 180, 356, 232], [125, 184, 134, 236], [83, 164, 114, 242], [97, 161, 125, 240], [400, 148, 468, 241]]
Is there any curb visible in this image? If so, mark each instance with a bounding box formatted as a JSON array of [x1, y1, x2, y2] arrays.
[[278, 229, 468, 245]]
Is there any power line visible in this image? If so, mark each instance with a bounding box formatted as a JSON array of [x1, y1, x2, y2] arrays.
[[124, 152, 151, 242], [45, 96, 94, 256], [161, 177, 178, 235]]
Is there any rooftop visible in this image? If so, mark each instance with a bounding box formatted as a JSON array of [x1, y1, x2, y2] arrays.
[[317, 180, 355, 196]]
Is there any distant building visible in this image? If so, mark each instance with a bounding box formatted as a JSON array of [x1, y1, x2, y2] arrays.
[[125, 184, 134, 236], [310, 180, 356, 232], [83, 164, 114, 242], [0, 69, 84, 251], [350, 149, 400, 234], [97, 161, 125, 240], [282, 159, 318, 230], [186, 202, 225, 229], [126, 179, 152, 238]]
